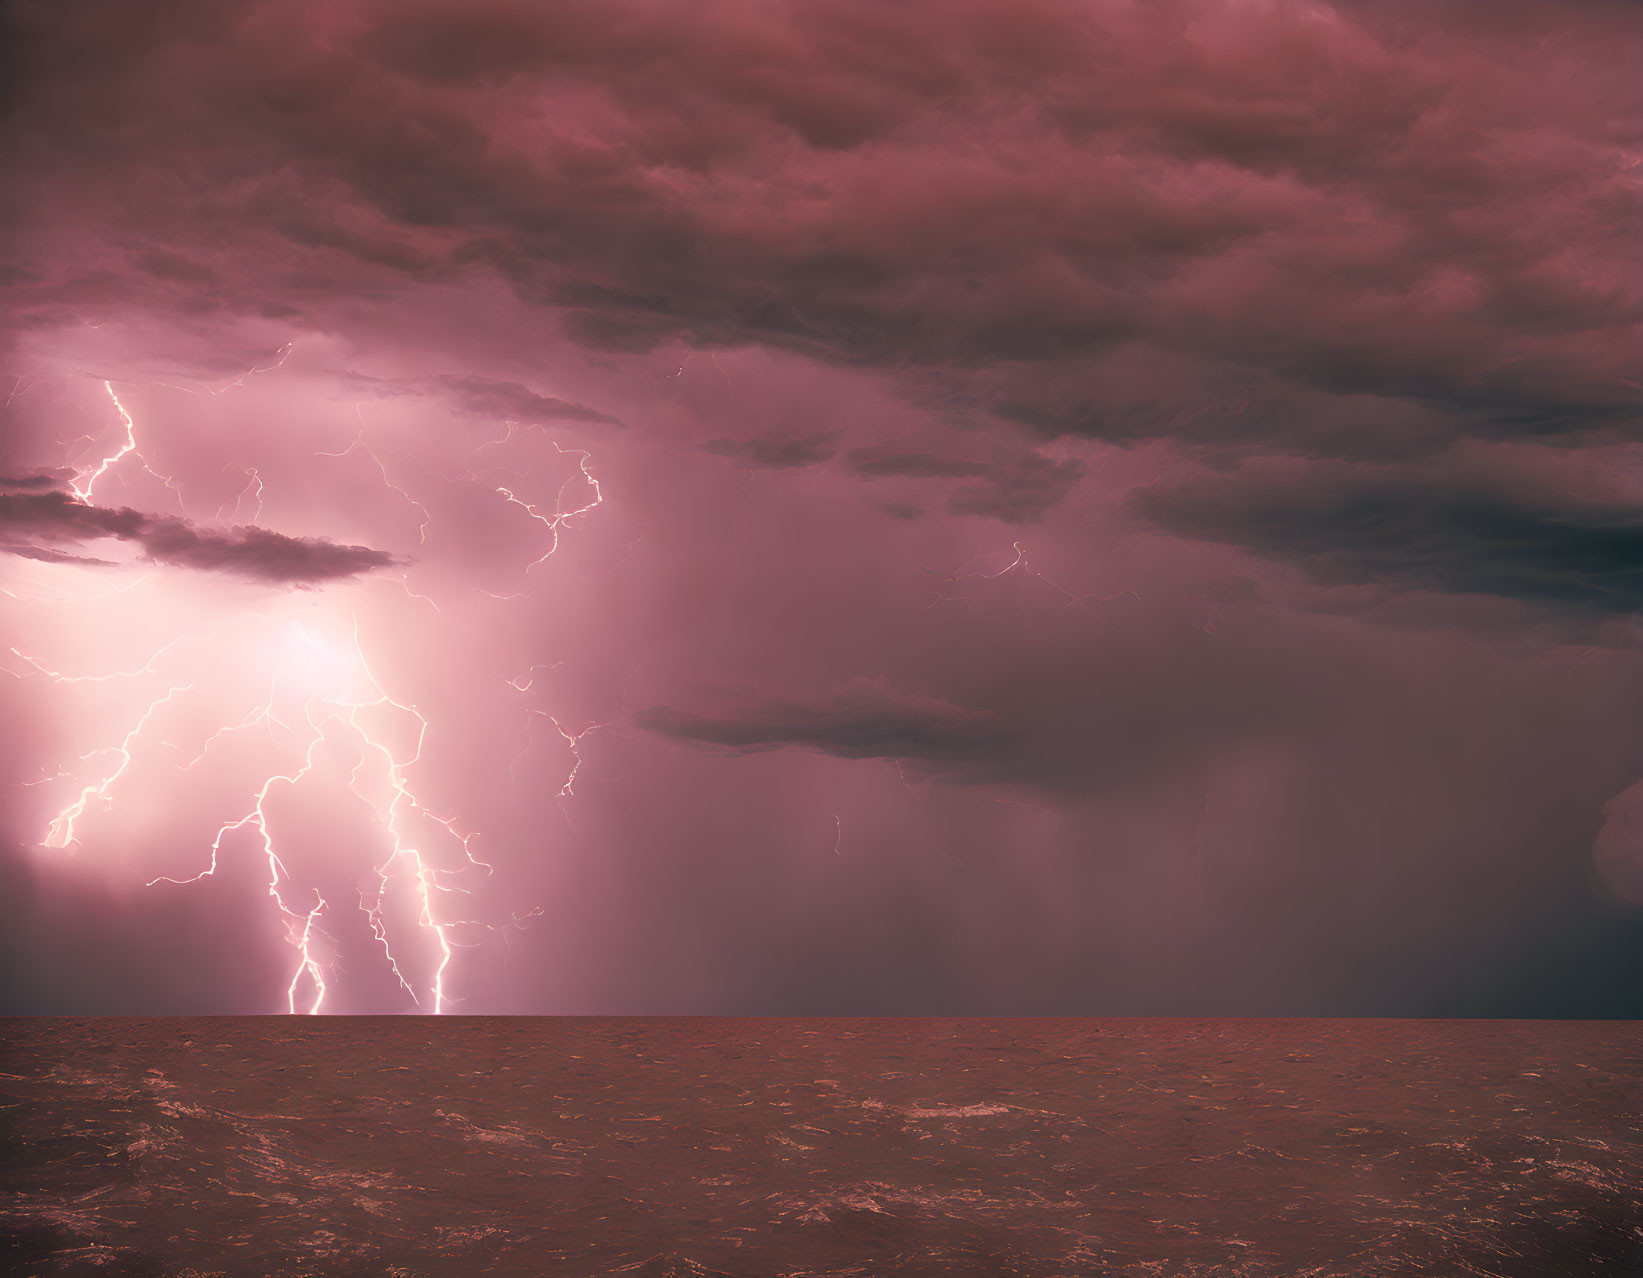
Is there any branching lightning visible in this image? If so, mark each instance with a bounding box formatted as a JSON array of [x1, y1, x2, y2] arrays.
[[928, 540, 1138, 611], [68, 381, 138, 502], [321, 421, 433, 545], [13, 360, 610, 1013], [7, 637, 184, 684], [44, 683, 195, 849], [495, 443, 604, 569], [68, 381, 184, 509], [217, 463, 265, 521]]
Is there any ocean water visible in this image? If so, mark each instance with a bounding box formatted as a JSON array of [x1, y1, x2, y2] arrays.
[[1, 1019, 1639, 1276]]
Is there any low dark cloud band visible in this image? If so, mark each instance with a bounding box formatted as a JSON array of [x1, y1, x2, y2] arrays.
[[1, 489, 397, 584]]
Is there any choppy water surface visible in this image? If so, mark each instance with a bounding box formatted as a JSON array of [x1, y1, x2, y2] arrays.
[[2, 1019, 1639, 1276]]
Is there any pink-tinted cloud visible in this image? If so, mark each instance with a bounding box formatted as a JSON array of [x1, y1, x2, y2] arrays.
[[10, 0, 1639, 452], [1, 486, 397, 584], [429, 375, 626, 430], [702, 428, 841, 470]]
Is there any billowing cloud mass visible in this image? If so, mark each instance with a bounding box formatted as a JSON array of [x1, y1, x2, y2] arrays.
[[702, 429, 841, 470], [1133, 464, 1643, 616], [1, 0, 1640, 1015]]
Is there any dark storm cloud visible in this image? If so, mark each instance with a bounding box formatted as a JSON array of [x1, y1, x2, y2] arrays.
[[138, 520, 399, 584], [1134, 468, 1643, 616], [0, 489, 397, 584], [2, 544, 119, 566], [942, 453, 1087, 524], [837, 448, 1086, 522], [0, 473, 70, 492], [702, 429, 841, 470], [335, 371, 624, 428], [840, 449, 992, 481], [432, 375, 626, 429], [635, 682, 1006, 771], [630, 595, 1328, 797], [7, 0, 1639, 458]]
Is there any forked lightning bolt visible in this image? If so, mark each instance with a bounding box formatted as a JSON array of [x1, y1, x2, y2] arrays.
[[69, 381, 183, 508], [18, 363, 608, 1012]]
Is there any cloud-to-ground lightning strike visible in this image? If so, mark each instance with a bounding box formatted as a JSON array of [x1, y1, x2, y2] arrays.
[[18, 364, 609, 1012], [287, 894, 329, 1016], [145, 691, 349, 1012], [343, 624, 494, 1014], [142, 636, 484, 1015], [20, 606, 351, 1014]]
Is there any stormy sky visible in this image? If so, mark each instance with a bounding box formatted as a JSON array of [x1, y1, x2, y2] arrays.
[[2, 0, 1640, 1014]]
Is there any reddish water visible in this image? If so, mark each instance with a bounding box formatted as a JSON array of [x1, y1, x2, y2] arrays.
[[2, 1019, 1639, 1276]]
